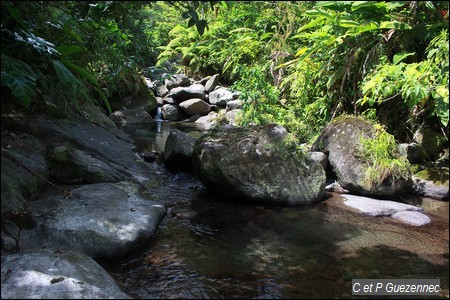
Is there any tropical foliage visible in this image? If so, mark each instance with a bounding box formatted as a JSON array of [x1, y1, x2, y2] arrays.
[[2, 1, 449, 145]]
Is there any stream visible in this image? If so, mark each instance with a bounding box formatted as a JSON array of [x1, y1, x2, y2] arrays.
[[98, 121, 449, 299]]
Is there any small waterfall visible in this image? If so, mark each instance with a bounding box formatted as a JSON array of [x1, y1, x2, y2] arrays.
[[155, 106, 162, 121]]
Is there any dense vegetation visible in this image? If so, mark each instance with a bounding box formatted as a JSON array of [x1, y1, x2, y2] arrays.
[[2, 1, 449, 145]]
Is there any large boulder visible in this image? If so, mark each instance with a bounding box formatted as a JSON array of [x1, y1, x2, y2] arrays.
[[167, 84, 205, 103], [18, 181, 166, 258], [1, 249, 131, 299], [161, 104, 184, 121], [192, 124, 326, 205], [179, 98, 211, 116], [311, 116, 411, 197]]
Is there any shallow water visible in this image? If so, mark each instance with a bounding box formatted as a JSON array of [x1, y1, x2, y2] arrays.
[[98, 121, 449, 299]]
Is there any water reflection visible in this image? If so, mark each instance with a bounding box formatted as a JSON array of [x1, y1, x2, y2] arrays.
[[98, 121, 449, 299]]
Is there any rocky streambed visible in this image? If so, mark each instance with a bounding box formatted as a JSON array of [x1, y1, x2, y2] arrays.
[[1, 70, 448, 299]]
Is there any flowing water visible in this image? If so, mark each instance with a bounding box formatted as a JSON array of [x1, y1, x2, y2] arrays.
[[98, 121, 449, 299]]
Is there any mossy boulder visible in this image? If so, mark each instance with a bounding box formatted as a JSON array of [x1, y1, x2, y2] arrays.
[[312, 115, 411, 197], [192, 124, 326, 205]]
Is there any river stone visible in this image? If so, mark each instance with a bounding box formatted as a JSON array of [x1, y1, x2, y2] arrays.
[[195, 112, 218, 130], [208, 88, 234, 106], [342, 194, 423, 216], [1, 249, 131, 299], [391, 211, 431, 226], [167, 84, 205, 102], [179, 98, 211, 116], [161, 104, 184, 121], [398, 142, 427, 164], [18, 181, 166, 258], [192, 124, 326, 205], [165, 73, 191, 90], [410, 167, 449, 201], [224, 109, 242, 126], [163, 129, 196, 171], [204, 74, 220, 93], [307, 151, 328, 171], [311, 115, 410, 197]]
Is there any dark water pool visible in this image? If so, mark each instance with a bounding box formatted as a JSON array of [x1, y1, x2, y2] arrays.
[[98, 121, 449, 299]]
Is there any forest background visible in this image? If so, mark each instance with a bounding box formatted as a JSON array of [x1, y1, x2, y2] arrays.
[[1, 1, 448, 144]]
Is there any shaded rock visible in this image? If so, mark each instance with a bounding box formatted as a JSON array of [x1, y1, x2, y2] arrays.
[[311, 115, 410, 197], [192, 124, 326, 205], [204, 74, 220, 93], [162, 96, 176, 105], [1, 249, 131, 299], [2, 115, 160, 185], [163, 129, 196, 171], [161, 104, 184, 121], [325, 181, 349, 193], [226, 99, 243, 111], [18, 181, 166, 258], [398, 142, 427, 164], [209, 88, 234, 106], [391, 211, 431, 226], [157, 84, 169, 97], [165, 73, 191, 90], [179, 98, 211, 116], [167, 84, 205, 103], [410, 167, 449, 200], [308, 151, 328, 171], [1, 132, 48, 215], [413, 128, 446, 160], [109, 108, 153, 127], [50, 146, 124, 184]]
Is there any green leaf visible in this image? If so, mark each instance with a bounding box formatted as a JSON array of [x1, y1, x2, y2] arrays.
[[305, 9, 335, 21], [339, 20, 360, 28], [393, 52, 415, 64], [52, 60, 77, 91], [1, 70, 36, 108], [196, 20, 208, 35], [60, 59, 98, 86], [188, 18, 196, 28], [379, 21, 411, 30], [57, 44, 84, 58]]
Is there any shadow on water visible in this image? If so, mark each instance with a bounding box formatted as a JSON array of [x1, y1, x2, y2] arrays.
[[97, 121, 449, 299]]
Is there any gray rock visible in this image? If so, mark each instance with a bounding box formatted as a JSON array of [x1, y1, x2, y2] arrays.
[[165, 73, 191, 90], [109, 108, 153, 127], [308, 151, 328, 171], [224, 109, 242, 126], [311, 116, 410, 197], [18, 181, 166, 258], [410, 167, 449, 200], [179, 98, 211, 116], [167, 84, 205, 102], [414, 128, 445, 160], [391, 211, 431, 226], [398, 142, 427, 164], [163, 129, 196, 171], [163, 96, 176, 105], [156, 84, 169, 97], [195, 112, 218, 130], [50, 146, 124, 184], [342, 194, 422, 216], [161, 104, 184, 121], [192, 124, 326, 205], [204, 74, 220, 93], [209, 88, 234, 106], [226, 99, 243, 111], [1, 132, 48, 215], [1, 249, 131, 299]]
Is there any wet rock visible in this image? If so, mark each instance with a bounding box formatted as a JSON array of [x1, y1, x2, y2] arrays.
[[410, 167, 449, 201], [192, 124, 326, 205], [18, 181, 166, 258], [163, 129, 196, 171], [1, 249, 131, 299]]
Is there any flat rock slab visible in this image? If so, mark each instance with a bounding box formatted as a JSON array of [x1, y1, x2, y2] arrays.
[[1, 249, 131, 299], [19, 181, 166, 258], [342, 194, 428, 226], [342, 195, 430, 226]]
